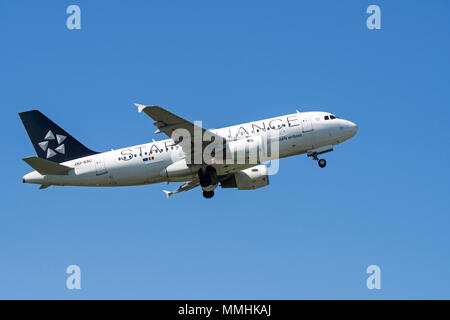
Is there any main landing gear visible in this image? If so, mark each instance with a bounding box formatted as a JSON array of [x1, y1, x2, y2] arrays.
[[311, 153, 327, 168], [199, 166, 218, 199], [203, 191, 214, 198]]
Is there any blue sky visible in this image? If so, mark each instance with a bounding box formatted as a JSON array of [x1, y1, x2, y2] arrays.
[[1, 0, 449, 299]]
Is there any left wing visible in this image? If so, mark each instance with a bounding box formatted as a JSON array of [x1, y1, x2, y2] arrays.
[[163, 180, 200, 198], [135, 104, 225, 163]]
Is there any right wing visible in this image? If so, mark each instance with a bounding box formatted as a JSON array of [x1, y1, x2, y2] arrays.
[[163, 180, 200, 198]]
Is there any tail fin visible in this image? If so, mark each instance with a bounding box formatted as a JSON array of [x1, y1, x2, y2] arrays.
[[19, 110, 97, 163]]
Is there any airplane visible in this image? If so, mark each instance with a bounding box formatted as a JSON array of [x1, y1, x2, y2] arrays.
[[19, 105, 358, 198]]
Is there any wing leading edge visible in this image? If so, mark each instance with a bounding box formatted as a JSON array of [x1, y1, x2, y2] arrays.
[[134, 104, 225, 163]]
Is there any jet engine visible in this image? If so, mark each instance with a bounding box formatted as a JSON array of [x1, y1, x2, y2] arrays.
[[221, 165, 269, 190]]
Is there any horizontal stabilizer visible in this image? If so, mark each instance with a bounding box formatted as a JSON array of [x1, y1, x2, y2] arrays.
[[23, 156, 72, 175]]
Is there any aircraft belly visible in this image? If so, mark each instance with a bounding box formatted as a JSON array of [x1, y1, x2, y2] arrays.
[[44, 173, 107, 187], [108, 158, 168, 186], [275, 130, 312, 158]]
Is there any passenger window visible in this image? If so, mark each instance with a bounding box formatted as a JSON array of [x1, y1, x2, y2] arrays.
[[324, 116, 329, 120]]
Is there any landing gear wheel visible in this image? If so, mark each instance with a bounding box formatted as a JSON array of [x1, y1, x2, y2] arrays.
[[203, 191, 214, 199], [318, 159, 326, 168]]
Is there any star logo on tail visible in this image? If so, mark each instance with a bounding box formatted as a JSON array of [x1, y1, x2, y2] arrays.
[[38, 130, 66, 159]]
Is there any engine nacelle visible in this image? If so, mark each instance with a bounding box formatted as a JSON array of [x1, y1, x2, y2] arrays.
[[221, 165, 269, 190]]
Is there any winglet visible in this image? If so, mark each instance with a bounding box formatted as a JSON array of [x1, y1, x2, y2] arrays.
[[134, 103, 147, 113], [162, 190, 173, 199]]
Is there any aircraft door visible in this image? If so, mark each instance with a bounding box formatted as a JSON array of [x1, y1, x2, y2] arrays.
[[301, 114, 313, 133], [279, 127, 287, 137], [94, 155, 108, 176]]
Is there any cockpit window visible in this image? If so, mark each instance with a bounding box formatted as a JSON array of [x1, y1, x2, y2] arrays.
[[324, 115, 329, 120], [330, 115, 336, 120]]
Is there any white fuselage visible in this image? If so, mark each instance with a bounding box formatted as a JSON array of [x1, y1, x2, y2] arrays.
[[22, 111, 357, 187]]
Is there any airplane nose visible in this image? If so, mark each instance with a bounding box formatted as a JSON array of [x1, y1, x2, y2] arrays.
[[344, 120, 358, 138], [349, 121, 358, 136]]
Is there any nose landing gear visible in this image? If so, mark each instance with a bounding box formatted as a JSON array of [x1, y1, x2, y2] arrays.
[[307, 146, 333, 169], [310, 153, 327, 168], [318, 158, 327, 168]]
